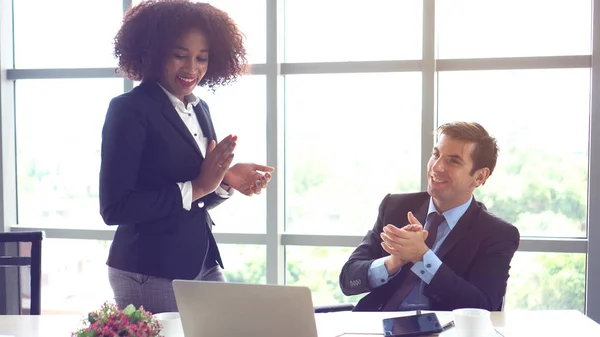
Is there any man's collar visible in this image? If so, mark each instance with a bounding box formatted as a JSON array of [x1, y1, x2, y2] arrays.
[[427, 196, 473, 230]]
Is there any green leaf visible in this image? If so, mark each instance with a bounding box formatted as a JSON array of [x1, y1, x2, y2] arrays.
[[78, 330, 96, 337], [122, 304, 136, 316], [130, 310, 143, 322]]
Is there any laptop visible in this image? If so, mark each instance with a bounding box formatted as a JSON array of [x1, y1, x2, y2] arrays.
[[172, 280, 319, 337]]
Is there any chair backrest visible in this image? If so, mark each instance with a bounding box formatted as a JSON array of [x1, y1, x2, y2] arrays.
[[0, 231, 44, 315], [314, 303, 355, 313]]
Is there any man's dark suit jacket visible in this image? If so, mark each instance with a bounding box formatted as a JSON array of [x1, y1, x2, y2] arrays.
[[99, 81, 227, 280], [339, 192, 520, 311]]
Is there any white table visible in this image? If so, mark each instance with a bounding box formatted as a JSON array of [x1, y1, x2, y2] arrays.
[[0, 310, 598, 336], [315, 310, 600, 336]]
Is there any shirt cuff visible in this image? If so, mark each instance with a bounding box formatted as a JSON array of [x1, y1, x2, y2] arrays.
[[410, 250, 443, 284], [177, 181, 193, 211], [368, 257, 395, 288], [215, 184, 234, 198]]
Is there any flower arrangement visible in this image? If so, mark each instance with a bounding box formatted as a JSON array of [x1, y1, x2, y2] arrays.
[[73, 302, 162, 337]]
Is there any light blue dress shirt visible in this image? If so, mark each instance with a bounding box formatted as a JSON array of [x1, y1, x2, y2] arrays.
[[367, 196, 473, 310]]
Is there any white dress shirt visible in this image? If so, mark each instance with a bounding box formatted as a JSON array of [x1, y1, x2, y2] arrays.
[[158, 83, 232, 211]]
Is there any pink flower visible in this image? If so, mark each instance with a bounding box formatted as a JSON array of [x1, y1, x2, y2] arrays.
[[72, 302, 163, 337]]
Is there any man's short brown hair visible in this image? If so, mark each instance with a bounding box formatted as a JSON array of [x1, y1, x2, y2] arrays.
[[436, 121, 499, 176]]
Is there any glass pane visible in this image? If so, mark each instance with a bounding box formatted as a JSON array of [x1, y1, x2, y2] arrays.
[[220, 244, 266, 284], [286, 246, 364, 306], [286, 249, 585, 312], [285, 73, 421, 234], [32, 240, 263, 314], [437, 0, 592, 58], [506, 252, 585, 312], [131, 0, 266, 64], [13, 0, 122, 68], [284, 0, 422, 62], [16, 79, 123, 228], [437, 69, 589, 238], [197, 76, 267, 233], [34, 239, 113, 314], [205, 0, 265, 64]]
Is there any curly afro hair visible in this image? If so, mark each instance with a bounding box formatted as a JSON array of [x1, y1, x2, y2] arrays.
[[114, 0, 247, 90]]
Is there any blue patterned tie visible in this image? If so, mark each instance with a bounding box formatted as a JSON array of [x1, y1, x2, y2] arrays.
[[424, 212, 445, 249], [382, 212, 446, 310]]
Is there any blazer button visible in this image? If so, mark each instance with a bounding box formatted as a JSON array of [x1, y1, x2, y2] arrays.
[[197, 201, 205, 208]]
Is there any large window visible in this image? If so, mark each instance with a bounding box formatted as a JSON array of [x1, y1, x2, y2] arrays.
[[283, 0, 422, 62], [438, 68, 590, 238], [285, 73, 421, 234], [506, 252, 586, 311], [437, 0, 591, 58], [131, 0, 266, 63], [21, 240, 264, 314], [3, 0, 599, 320], [200, 75, 268, 233], [286, 246, 364, 306], [13, 0, 122, 68], [15, 79, 122, 229]]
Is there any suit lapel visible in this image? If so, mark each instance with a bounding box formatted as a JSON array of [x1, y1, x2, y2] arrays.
[[140, 81, 203, 157], [413, 198, 430, 227], [436, 198, 480, 259], [386, 197, 430, 288], [194, 102, 216, 143]]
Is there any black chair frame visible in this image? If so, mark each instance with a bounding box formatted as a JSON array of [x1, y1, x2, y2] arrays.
[[0, 231, 43, 315], [314, 303, 355, 313]]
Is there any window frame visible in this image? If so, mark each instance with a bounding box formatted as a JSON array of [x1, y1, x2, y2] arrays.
[[1, 0, 599, 320]]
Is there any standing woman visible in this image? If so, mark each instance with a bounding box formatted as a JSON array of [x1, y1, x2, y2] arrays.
[[100, 0, 274, 314]]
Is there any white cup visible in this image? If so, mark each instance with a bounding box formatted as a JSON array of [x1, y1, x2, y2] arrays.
[[153, 312, 184, 337], [452, 308, 494, 337]]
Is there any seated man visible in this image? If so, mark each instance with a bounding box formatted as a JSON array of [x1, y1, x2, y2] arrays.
[[339, 121, 520, 311]]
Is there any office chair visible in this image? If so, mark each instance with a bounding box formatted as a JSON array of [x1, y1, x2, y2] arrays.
[[314, 295, 503, 313], [314, 303, 355, 313], [0, 231, 44, 315]]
